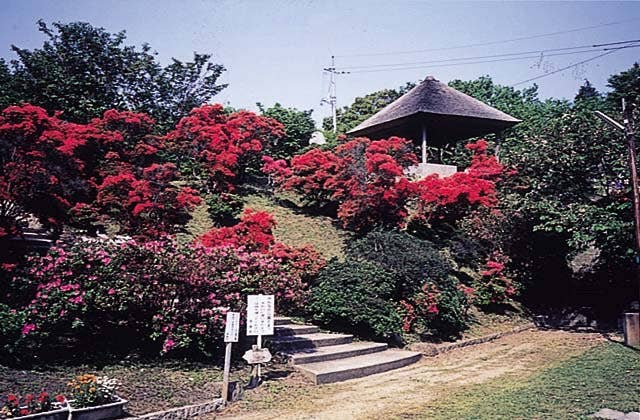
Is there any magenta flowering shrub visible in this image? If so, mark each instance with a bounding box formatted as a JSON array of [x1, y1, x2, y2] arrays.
[[6, 236, 319, 361]]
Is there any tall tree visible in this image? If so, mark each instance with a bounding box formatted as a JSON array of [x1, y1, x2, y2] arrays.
[[258, 103, 315, 160], [6, 20, 226, 131]]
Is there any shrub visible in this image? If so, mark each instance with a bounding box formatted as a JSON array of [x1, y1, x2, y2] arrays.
[[206, 192, 244, 225], [347, 230, 469, 338], [474, 253, 518, 307], [8, 232, 322, 362], [309, 260, 402, 339]]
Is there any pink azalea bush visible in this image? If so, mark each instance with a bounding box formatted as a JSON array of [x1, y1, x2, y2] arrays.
[[6, 230, 322, 360]]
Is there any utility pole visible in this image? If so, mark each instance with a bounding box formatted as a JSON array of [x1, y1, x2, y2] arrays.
[[595, 98, 640, 347], [321, 56, 349, 133]]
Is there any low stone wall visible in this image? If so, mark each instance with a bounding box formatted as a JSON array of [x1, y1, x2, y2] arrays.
[[408, 323, 536, 356], [124, 399, 225, 420]]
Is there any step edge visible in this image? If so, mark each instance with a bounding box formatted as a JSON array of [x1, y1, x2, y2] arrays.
[[298, 351, 422, 374]]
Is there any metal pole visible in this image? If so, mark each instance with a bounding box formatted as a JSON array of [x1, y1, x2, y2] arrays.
[[331, 56, 337, 133], [622, 98, 640, 253], [421, 124, 427, 164]]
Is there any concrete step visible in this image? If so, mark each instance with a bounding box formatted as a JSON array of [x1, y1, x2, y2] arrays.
[[295, 349, 422, 385], [270, 333, 353, 351], [275, 324, 320, 336], [274, 316, 292, 326], [287, 342, 388, 365]]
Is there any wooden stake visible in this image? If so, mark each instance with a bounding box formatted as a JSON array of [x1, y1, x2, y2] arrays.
[[221, 342, 232, 402]]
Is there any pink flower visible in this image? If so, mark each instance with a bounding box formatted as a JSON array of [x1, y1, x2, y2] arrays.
[[69, 296, 84, 305], [162, 338, 175, 353], [21, 323, 37, 335], [107, 288, 116, 295]]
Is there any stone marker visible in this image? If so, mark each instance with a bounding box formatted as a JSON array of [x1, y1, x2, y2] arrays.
[[623, 312, 640, 348]]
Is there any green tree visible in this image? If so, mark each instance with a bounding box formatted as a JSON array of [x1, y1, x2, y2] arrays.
[[323, 82, 415, 134], [6, 20, 226, 130], [607, 62, 640, 111], [258, 102, 316, 159]]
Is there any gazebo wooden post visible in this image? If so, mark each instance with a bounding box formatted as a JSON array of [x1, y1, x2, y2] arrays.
[[421, 123, 427, 164]]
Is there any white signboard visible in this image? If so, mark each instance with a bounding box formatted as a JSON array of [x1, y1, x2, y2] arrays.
[[224, 311, 240, 343], [246, 294, 274, 336]]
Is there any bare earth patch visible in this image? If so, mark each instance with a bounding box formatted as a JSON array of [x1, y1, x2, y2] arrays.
[[214, 330, 605, 419]]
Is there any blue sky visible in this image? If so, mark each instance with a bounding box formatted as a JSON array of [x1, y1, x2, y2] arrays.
[[1, 1, 639, 125]]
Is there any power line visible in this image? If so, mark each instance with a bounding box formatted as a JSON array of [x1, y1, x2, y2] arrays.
[[336, 39, 640, 71], [511, 48, 624, 86], [339, 44, 640, 74], [334, 18, 640, 58]]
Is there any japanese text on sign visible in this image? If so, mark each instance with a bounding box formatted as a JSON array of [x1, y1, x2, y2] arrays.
[[224, 311, 240, 343], [246, 295, 274, 336]]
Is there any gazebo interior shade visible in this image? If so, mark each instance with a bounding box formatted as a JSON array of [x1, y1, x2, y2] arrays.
[[347, 76, 521, 146]]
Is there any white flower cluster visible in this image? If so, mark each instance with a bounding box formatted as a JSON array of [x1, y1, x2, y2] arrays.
[[96, 376, 119, 401]]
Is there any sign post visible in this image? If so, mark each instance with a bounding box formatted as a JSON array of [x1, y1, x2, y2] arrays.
[[221, 311, 240, 402], [246, 295, 274, 387]]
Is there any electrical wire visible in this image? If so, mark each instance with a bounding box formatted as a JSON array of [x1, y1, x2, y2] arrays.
[[336, 39, 640, 71], [338, 44, 640, 74], [511, 48, 625, 86], [334, 18, 640, 58]]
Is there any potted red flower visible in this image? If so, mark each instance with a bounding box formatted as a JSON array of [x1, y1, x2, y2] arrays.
[[0, 392, 68, 420]]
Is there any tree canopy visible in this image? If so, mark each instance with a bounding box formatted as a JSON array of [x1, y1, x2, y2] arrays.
[[2, 20, 226, 131]]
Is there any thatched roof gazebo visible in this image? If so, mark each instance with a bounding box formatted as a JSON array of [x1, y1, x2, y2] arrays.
[[348, 76, 520, 176]]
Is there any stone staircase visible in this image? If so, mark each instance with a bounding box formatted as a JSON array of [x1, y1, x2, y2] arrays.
[[270, 317, 422, 385]]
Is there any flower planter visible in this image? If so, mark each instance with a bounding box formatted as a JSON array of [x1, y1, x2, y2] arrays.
[[68, 396, 127, 420], [9, 406, 69, 420]]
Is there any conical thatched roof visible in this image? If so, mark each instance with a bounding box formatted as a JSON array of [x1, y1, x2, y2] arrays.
[[348, 76, 520, 145]]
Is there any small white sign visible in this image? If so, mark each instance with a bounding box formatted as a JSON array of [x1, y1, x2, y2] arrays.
[[224, 311, 240, 343], [242, 347, 273, 364], [246, 294, 274, 336]]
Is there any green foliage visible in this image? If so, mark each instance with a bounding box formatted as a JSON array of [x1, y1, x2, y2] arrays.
[[5, 20, 226, 130], [347, 230, 468, 337], [206, 193, 244, 226], [309, 259, 403, 339], [347, 230, 451, 296], [0, 303, 28, 365], [258, 103, 316, 160], [323, 82, 414, 134], [607, 62, 640, 112], [450, 73, 637, 300]]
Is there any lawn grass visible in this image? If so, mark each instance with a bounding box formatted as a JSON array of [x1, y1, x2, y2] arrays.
[[242, 193, 350, 261], [412, 341, 640, 419]]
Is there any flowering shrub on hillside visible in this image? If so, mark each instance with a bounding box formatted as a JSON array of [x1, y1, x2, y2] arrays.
[[474, 252, 518, 306], [264, 137, 507, 232], [411, 140, 507, 226], [7, 215, 323, 360], [165, 104, 284, 192], [264, 136, 417, 230], [0, 104, 200, 239]]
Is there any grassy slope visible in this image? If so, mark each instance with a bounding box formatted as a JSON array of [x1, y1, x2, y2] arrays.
[[242, 193, 350, 261], [416, 341, 640, 419]]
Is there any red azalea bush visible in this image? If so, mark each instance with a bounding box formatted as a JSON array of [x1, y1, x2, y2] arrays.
[[0, 104, 201, 239], [165, 104, 284, 192], [264, 137, 507, 232], [474, 252, 518, 306], [264, 136, 417, 230], [410, 139, 507, 226]]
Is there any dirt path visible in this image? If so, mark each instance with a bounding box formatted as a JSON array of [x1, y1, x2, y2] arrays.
[[213, 330, 605, 420]]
